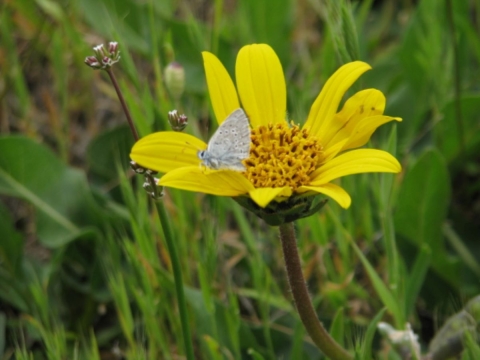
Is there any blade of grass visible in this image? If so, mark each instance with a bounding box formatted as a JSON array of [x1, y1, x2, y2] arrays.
[[349, 239, 404, 328], [154, 200, 195, 360], [378, 126, 400, 298], [359, 307, 387, 360], [0, 7, 31, 124], [404, 244, 431, 318], [248, 348, 267, 360], [329, 307, 345, 346], [443, 223, 480, 277], [0, 168, 78, 233]]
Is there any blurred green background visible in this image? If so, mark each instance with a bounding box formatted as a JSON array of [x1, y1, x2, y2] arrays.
[[1, 0, 480, 359]]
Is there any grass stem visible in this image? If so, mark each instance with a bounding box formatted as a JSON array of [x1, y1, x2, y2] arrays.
[[155, 200, 195, 360]]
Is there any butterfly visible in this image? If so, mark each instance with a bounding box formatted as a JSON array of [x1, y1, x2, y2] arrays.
[[197, 108, 251, 171]]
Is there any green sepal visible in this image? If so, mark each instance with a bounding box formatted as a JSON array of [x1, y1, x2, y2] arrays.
[[233, 194, 328, 226]]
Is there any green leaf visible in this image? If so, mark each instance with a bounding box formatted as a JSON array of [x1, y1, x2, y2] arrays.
[[0, 136, 101, 247], [0, 9, 31, 118], [329, 307, 345, 347], [380, 125, 398, 207], [77, 0, 151, 54], [463, 325, 480, 359], [443, 223, 480, 277], [404, 244, 431, 318], [436, 94, 480, 163], [399, 0, 448, 98], [350, 240, 404, 327], [235, 288, 292, 311], [86, 125, 134, 181], [395, 149, 450, 248], [34, 0, 65, 21], [394, 148, 456, 285], [247, 348, 266, 360], [0, 202, 24, 275], [359, 307, 387, 360], [202, 336, 223, 360]]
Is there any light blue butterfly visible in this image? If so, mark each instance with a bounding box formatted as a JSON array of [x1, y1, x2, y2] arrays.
[[198, 108, 251, 171]]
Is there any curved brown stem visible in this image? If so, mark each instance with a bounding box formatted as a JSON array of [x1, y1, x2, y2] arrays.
[[279, 222, 352, 360], [106, 68, 139, 142]]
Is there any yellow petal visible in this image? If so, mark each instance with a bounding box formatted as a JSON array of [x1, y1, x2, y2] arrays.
[[310, 149, 401, 185], [304, 61, 372, 137], [340, 115, 402, 152], [322, 89, 386, 148], [320, 89, 402, 152], [202, 51, 240, 124], [299, 183, 352, 209], [130, 132, 206, 173], [248, 186, 292, 208], [159, 166, 254, 196], [321, 138, 349, 164], [236, 44, 286, 128]]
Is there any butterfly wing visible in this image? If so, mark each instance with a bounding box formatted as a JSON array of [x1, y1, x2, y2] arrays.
[[204, 108, 251, 170]]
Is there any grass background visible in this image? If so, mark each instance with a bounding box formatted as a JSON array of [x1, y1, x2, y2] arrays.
[[1, 0, 480, 359]]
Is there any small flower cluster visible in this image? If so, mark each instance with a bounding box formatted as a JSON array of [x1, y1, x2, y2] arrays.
[[167, 110, 188, 131], [85, 42, 120, 70]]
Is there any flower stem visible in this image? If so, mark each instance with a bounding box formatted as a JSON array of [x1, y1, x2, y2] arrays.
[[155, 200, 195, 360], [105, 68, 139, 142], [279, 222, 352, 360]]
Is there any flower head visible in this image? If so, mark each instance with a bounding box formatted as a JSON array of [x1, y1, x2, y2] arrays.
[[168, 110, 188, 132], [85, 41, 121, 70], [130, 44, 401, 223]]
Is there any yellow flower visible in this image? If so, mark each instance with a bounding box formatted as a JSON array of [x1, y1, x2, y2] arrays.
[[130, 44, 401, 212]]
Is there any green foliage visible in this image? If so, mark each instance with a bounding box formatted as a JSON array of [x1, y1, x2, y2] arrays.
[[395, 149, 456, 286], [0, 137, 102, 248], [359, 307, 387, 360], [1, 0, 480, 359]]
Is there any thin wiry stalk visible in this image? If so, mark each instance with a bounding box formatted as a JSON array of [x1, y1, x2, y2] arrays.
[[106, 68, 139, 142]]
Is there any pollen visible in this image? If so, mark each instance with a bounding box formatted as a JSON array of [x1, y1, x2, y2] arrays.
[[243, 123, 324, 190]]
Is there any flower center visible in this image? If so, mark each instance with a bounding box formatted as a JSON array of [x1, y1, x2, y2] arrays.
[[243, 123, 324, 190]]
